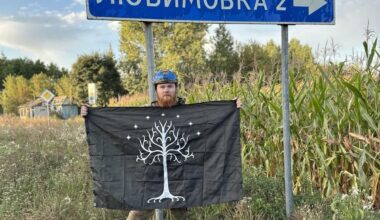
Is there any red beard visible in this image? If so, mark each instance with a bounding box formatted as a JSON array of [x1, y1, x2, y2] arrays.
[[157, 94, 176, 108]]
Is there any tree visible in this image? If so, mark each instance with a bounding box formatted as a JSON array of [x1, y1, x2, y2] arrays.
[[208, 24, 239, 81], [158, 23, 208, 87], [136, 120, 194, 203], [238, 41, 275, 83], [2, 75, 32, 114], [46, 63, 67, 80], [30, 73, 54, 99], [0, 55, 67, 90], [237, 41, 264, 76], [71, 51, 126, 106], [54, 74, 76, 103], [119, 21, 160, 93], [119, 22, 208, 91], [289, 39, 314, 76], [0, 53, 6, 84], [263, 40, 281, 83], [238, 39, 314, 83]]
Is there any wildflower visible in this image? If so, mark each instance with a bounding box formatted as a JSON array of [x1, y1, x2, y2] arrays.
[[363, 204, 372, 210], [351, 187, 359, 195], [63, 196, 71, 204]]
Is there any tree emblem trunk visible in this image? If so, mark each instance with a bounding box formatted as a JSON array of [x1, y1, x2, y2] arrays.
[[136, 120, 194, 203]]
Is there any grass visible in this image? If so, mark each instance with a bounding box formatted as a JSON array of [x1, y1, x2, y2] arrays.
[[1, 40, 380, 219], [0, 116, 128, 219]]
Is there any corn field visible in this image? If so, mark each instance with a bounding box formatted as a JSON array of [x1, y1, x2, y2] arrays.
[[186, 40, 380, 211]]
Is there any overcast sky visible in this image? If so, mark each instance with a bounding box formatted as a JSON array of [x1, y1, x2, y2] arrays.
[[0, 0, 379, 70]]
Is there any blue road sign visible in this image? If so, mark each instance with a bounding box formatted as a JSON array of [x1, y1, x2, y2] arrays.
[[87, 0, 334, 24]]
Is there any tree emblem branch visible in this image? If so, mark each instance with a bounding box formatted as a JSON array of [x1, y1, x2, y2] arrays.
[[136, 120, 194, 203]]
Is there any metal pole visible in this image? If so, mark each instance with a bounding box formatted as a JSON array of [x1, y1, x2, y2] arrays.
[[281, 24, 293, 219], [47, 102, 50, 126], [144, 22, 157, 102], [144, 21, 162, 220]]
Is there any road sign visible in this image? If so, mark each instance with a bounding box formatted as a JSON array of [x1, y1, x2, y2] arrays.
[[40, 89, 55, 103], [86, 0, 334, 24], [88, 83, 98, 106]]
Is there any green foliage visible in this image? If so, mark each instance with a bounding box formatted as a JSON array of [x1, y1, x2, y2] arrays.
[[184, 39, 380, 211], [119, 21, 208, 91], [237, 40, 281, 84], [157, 23, 208, 87], [30, 73, 54, 98], [71, 51, 126, 106], [0, 118, 128, 219], [0, 55, 66, 90], [54, 75, 77, 103], [243, 168, 286, 219], [119, 21, 146, 94], [331, 188, 379, 220], [289, 39, 314, 75], [237, 39, 315, 84], [1, 75, 32, 114], [208, 24, 239, 82]]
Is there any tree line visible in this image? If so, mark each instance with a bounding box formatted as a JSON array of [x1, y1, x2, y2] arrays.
[[119, 23, 314, 92], [0, 22, 315, 115]]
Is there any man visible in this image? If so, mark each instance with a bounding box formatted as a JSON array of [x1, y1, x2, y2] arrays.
[[81, 70, 242, 220]]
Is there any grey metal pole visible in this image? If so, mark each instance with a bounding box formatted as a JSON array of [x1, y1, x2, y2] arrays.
[[281, 24, 293, 219], [144, 21, 162, 220], [47, 101, 50, 126], [144, 22, 157, 102]]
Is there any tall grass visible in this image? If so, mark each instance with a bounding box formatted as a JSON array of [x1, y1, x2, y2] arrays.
[[0, 40, 379, 219], [185, 40, 380, 212], [0, 116, 128, 219]]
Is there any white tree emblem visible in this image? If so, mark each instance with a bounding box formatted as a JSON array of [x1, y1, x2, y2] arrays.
[[136, 120, 194, 203]]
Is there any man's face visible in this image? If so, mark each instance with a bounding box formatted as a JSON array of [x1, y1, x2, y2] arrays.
[[156, 83, 177, 107]]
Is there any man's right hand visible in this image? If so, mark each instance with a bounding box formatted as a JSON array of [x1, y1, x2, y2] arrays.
[[80, 104, 89, 117]]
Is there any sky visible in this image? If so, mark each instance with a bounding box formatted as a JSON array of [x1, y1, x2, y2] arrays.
[[0, 0, 379, 70]]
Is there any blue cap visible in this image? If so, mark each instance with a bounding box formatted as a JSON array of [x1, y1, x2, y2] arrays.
[[153, 70, 178, 85]]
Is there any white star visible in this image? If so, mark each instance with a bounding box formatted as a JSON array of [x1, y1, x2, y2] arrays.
[[176, 114, 180, 118], [146, 116, 150, 120], [161, 113, 165, 117], [197, 131, 201, 136], [126, 135, 131, 140], [189, 122, 193, 126], [134, 124, 138, 129]]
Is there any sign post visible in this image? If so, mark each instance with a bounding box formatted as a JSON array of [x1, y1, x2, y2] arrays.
[[144, 22, 157, 102], [143, 21, 162, 219], [40, 89, 55, 126], [281, 24, 292, 218], [88, 83, 98, 106], [86, 0, 335, 218]]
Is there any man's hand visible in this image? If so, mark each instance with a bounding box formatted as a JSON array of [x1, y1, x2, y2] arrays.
[[234, 98, 242, 109], [80, 104, 89, 117]]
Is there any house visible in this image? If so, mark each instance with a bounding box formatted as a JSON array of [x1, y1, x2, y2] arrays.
[[50, 96, 78, 119], [18, 96, 78, 119], [18, 98, 45, 118]]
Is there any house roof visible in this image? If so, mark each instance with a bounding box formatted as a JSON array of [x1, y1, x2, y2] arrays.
[[52, 96, 68, 105], [19, 98, 44, 108], [19, 96, 74, 109]]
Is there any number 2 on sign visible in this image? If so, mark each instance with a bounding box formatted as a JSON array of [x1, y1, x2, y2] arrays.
[[277, 0, 286, 11]]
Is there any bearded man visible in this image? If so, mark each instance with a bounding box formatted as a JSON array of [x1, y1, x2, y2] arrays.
[[81, 70, 241, 220]]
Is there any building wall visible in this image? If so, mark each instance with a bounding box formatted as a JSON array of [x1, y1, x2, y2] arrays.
[[19, 107, 33, 118], [61, 105, 78, 119], [33, 106, 48, 117]]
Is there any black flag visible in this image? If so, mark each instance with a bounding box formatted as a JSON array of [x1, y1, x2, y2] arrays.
[[85, 100, 243, 210]]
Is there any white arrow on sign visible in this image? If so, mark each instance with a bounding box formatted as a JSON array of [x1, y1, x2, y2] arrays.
[[294, 0, 327, 15]]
